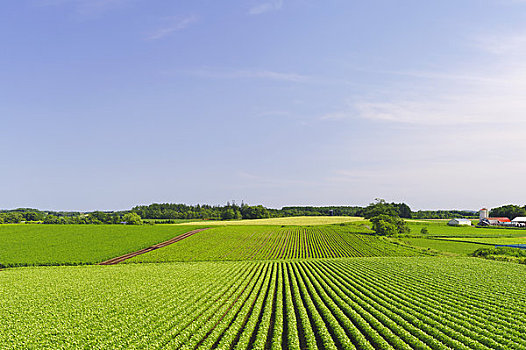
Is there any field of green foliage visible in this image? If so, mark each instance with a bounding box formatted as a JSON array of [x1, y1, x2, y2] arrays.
[[126, 225, 420, 263], [3, 257, 526, 349], [2, 218, 526, 349], [406, 220, 526, 238], [396, 221, 526, 255], [397, 237, 488, 255], [0, 224, 202, 267], [178, 216, 364, 226], [440, 236, 526, 245]]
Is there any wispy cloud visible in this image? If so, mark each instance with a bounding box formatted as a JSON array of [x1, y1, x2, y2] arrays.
[[377, 69, 507, 85], [320, 32, 526, 128], [148, 15, 199, 40], [186, 68, 310, 83], [314, 30, 526, 208], [248, 0, 283, 15], [474, 33, 526, 56], [350, 70, 526, 126], [327, 152, 526, 209]]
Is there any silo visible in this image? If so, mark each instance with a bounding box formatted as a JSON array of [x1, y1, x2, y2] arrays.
[[479, 208, 489, 220]]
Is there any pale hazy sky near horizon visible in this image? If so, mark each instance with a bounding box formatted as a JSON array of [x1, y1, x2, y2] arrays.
[[2, 0, 526, 211]]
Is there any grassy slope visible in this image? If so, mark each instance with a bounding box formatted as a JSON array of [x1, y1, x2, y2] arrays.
[[127, 224, 420, 263], [440, 236, 526, 245], [0, 224, 203, 267], [177, 216, 364, 226], [3, 258, 526, 348], [397, 237, 487, 255], [406, 220, 526, 237], [400, 221, 526, 255]]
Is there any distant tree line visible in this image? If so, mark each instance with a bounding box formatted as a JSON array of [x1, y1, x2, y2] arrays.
[[3, 201, 524, 225], [131, 203, 272, 221], [0, 209, 140, 225], [280, 202, 412, 218], [131, 200, 413, 220], [0, 210, 46, 224], [410, 205, 526, 220], [280, 206, 363, 217], [489, 205, 526, 220], [0, 200, 413, 224], [411, 210, 477, 219]]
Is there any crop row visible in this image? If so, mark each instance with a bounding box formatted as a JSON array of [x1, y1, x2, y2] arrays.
[[3, 257, 526, 349], [128, 225, 419, 263]]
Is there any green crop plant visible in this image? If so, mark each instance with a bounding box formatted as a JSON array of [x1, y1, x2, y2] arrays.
[[126, 225, 421, 263], [3, 258, 526, 349], [0, 224, 204, 267]]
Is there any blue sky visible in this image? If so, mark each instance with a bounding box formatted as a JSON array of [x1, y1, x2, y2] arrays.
[[2, 0, 526, 211]]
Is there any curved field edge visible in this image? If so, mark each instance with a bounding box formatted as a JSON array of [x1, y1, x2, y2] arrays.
[[2, 257, 526, 349], [394, 237, 488, 256], [125, 225, 421, 263], [0, 224, 205, 267], [438, 236, 526, 245]]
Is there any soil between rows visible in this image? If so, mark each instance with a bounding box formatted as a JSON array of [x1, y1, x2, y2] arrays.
[[98, 228, 210, 265]]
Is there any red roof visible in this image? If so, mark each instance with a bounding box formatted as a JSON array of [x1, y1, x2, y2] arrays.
[[488, 217, 511, 222]]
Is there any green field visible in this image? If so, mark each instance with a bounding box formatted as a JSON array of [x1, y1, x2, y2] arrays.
[[406, 220, 526, 237], [2, 218, 525, 349], [397, 237, 487, 255], [3, 258, 526, 349], [126, 225, 420, 263], [397, 221, 526, 255], [439, 236, 526, 245], [0, 224, 202, 267], [178, 216, 364, 226]]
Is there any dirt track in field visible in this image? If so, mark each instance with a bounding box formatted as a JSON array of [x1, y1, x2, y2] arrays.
[[98, 228, 210, 265]]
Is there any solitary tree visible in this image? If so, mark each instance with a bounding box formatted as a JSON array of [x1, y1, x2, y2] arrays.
[[122, 212, 143, 225], [371, 218, 398, 236], [370, 214, 410, 236], [363, 199, 399, 219]]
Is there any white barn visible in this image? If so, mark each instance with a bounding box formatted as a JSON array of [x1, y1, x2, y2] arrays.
[[448, 218, 472, 226], [512, 217, 526, 227]]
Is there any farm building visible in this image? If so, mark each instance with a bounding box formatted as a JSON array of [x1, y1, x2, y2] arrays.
[[512, 217, 526, 227], [448, 218, 472, 226], [478, 209, 513, 226], [488, 217, 511, 224], [479, 217, 511, 226], [479, 208, 489, 220]]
